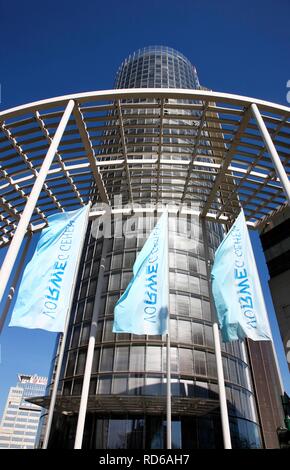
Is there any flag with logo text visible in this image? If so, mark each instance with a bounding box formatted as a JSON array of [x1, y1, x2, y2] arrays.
[[113, 212, 169, 335], [211, 209, 271, 342], [9, 205, 90, 332]]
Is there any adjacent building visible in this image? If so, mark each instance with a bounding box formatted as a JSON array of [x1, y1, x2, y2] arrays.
[[0, 374, 47, 449], [260, 207, 290, 372]]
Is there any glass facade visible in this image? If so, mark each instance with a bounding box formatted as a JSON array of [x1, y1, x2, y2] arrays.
[[48, 46, 262, 449], [115, 46, 200, 89]]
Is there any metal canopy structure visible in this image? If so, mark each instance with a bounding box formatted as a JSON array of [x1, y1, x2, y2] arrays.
[[29, 394, 220, 417], [1, 88, 290, 248]]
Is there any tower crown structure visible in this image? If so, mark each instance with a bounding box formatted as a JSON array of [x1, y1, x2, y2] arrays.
[[115, 46, 200, 89]]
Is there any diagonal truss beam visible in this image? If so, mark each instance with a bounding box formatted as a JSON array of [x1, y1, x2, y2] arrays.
[[215, 114, 289, 220], [73, 104, 109, 204], [181, 102, 209, 202], [35, 111, 85, 206], [201, 107, 252, 217], [116, 99, 133, 203], [251, 103, 290, 205]]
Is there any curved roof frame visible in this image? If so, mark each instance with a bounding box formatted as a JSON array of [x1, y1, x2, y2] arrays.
[[0, 88, 290, 249]]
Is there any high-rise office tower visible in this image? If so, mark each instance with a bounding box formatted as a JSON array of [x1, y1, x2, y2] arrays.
[[43, 46, 282, 449], [0, 374, 47, 449]]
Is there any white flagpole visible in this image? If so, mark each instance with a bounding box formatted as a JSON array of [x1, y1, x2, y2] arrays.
[[201, 217, 232, 449], [165, 207, 172, 449], [74, 236, 109, 449], [42, 203, 91, 449]]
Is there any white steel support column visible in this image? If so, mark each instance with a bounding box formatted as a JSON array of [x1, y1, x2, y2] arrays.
[[0, 100, 75, 333], [42, 328, 68, 449], [74, 236, 109, 449], [166, 332, 172, 450], [251, 103, 290, 205], [201, 217, 232, 449], [165, 208, 172, 450]]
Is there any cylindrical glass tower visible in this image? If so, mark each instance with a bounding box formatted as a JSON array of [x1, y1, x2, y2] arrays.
[[115, 46, 200, 89], [47, 47, 262, 449]]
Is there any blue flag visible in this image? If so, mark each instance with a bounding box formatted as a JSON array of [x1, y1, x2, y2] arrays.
[[9, 205, 90, 332], [211, 209, 272, 342], [113, 212, 169, 335]]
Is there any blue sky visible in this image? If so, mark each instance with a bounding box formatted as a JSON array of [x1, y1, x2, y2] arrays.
[[0, 0, 290, 416]]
